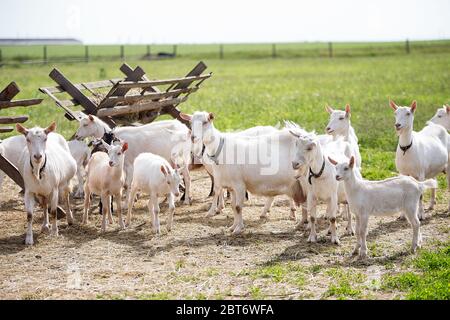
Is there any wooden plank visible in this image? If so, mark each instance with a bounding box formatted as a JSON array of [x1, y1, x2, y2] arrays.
[[40, 78, 122, 94], [0, 82, 20, 101], [0, 127, 14, 133], [163, 61, 209, 126], [39, 87, 79, 121], [0, 98, 43, 109], [96, 97, 188, 118], [116, 73, 212, 90], [48, 68, 116, 127], [0, 154, 24, 188], [0, 115, 28, 124], [120, 64, 161, 94], [100, 87, 199, 106]]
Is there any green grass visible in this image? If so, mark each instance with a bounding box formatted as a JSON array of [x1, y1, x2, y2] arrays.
[[381, 243, 450, 300], [0, 51, 449, 182], [242, 262, 306, 288], [1, 40, 450, 62], [323, 267, 367, 299]]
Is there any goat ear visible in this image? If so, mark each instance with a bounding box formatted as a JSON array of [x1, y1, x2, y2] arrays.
[[15, 123, 28, 136], [446, 105, 450, 114], [389, 100, 398, 111], [160, 165, 168, 176], [345, 104, 351, 117], [121, 142, 128, 152], [208, 112, 215, 121], [328, 157, 338, 166], [349, 156, 355, 168], [325, 105, 334, 114], [44, 121, 56, 134], [410, 100, 417, 113], [179, 113, 192, 121], [88, 114, 95, 122], [289, 130, 300, 138]]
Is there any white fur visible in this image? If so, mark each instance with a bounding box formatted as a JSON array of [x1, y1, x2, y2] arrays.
[[325, 105, 362, 167], [82, 140, 128, 232], [429, 105, 450, 130], [68, 139, 91, 198], [183, 111, 305, 235], [290, 130, 356, 244], [126, 152, 182, 234], [335, 157, 437, 258], [390, 101, 449, 216], [16, 123, 76, 245], [74, 113, 192, 205]]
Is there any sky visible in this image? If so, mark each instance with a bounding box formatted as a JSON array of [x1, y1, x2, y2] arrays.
[[1, 0, 449, 44]]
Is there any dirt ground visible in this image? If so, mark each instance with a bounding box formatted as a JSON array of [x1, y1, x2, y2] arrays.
[[0, 170, 449, 300]]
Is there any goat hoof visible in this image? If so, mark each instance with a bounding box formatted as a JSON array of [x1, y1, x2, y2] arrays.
[[41, 224, 50, 233], [205, 211, 215, 218], [289, 214, 296, 221], [358, 253, 367, 260], [51, 228, 59, 237], [232, 226, 244, 235], [25, 237, 34, 246], [307, 234, 317, 243], [345, 228, 355, 236], [260, 213, 268, 219], [331, 237, 340, 245], [397, 215, 406, 221], [351, 249, 360, 256]]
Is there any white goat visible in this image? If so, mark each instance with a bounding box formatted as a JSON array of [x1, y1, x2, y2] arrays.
[[126, 153, 182, 234], [290, 130, 354, 244], [15, 122, 77, 245], [332, 156, 437, 258], [429, 105, 450, 130], [68, 139, 91, 198], [180, 111, 305, 235], [75, 114, 192, 205], [390, 100, 449, 216], [325, 104, 362, 168], [83, 140, 128, 232]]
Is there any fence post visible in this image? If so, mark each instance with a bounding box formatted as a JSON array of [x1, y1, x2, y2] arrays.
[[120, 45, 125, 61], [220, 44, 224, 59], [147, 45, 151, 58], [328, 42, 333, 58], [85, 45, 89, 62], [272, 43, 277, 58], [43, 45, 48, 64], [173, 44, 177, 57], [405, 39, 410, 54]]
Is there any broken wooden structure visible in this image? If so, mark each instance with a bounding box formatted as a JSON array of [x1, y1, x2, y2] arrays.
[[0, 82, 65, 217], [39, 62, 212, 128]]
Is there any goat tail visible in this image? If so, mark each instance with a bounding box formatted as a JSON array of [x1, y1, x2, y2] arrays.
[[292, 179, 306, 206], [417, 179, 438, 193]]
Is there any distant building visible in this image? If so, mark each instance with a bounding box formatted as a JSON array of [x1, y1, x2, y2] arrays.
[[0, 38, 82, 45]]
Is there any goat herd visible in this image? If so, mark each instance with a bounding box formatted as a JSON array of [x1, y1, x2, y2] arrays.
[[1, 101, 449, 259]]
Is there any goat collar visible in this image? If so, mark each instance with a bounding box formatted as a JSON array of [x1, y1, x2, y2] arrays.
[[207, 137, 225, 165], [30, 154, 47, 180], [399, 139, 413, 155], [308, 157, 326, 185]]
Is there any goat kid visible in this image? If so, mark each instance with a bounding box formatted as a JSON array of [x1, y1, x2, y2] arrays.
[[127, 153, 182, 234], [83, 140, 128, 232], [332, 156, 436, 258], [68, 139, 91, 198]]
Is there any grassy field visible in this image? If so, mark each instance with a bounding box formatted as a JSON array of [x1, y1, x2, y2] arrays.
[[0, 51, 449, 299], [1, 51, 449, 182], [1, 40, 450, 62]]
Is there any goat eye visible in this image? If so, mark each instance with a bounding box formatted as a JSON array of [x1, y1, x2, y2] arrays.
[[339, 117, 344, 120], [438, 115, 442, 118], [117, 152, 121, 155], [407, 113, 410, 116], [344, 167, 348, 171], [26, 139, 30, 143]]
